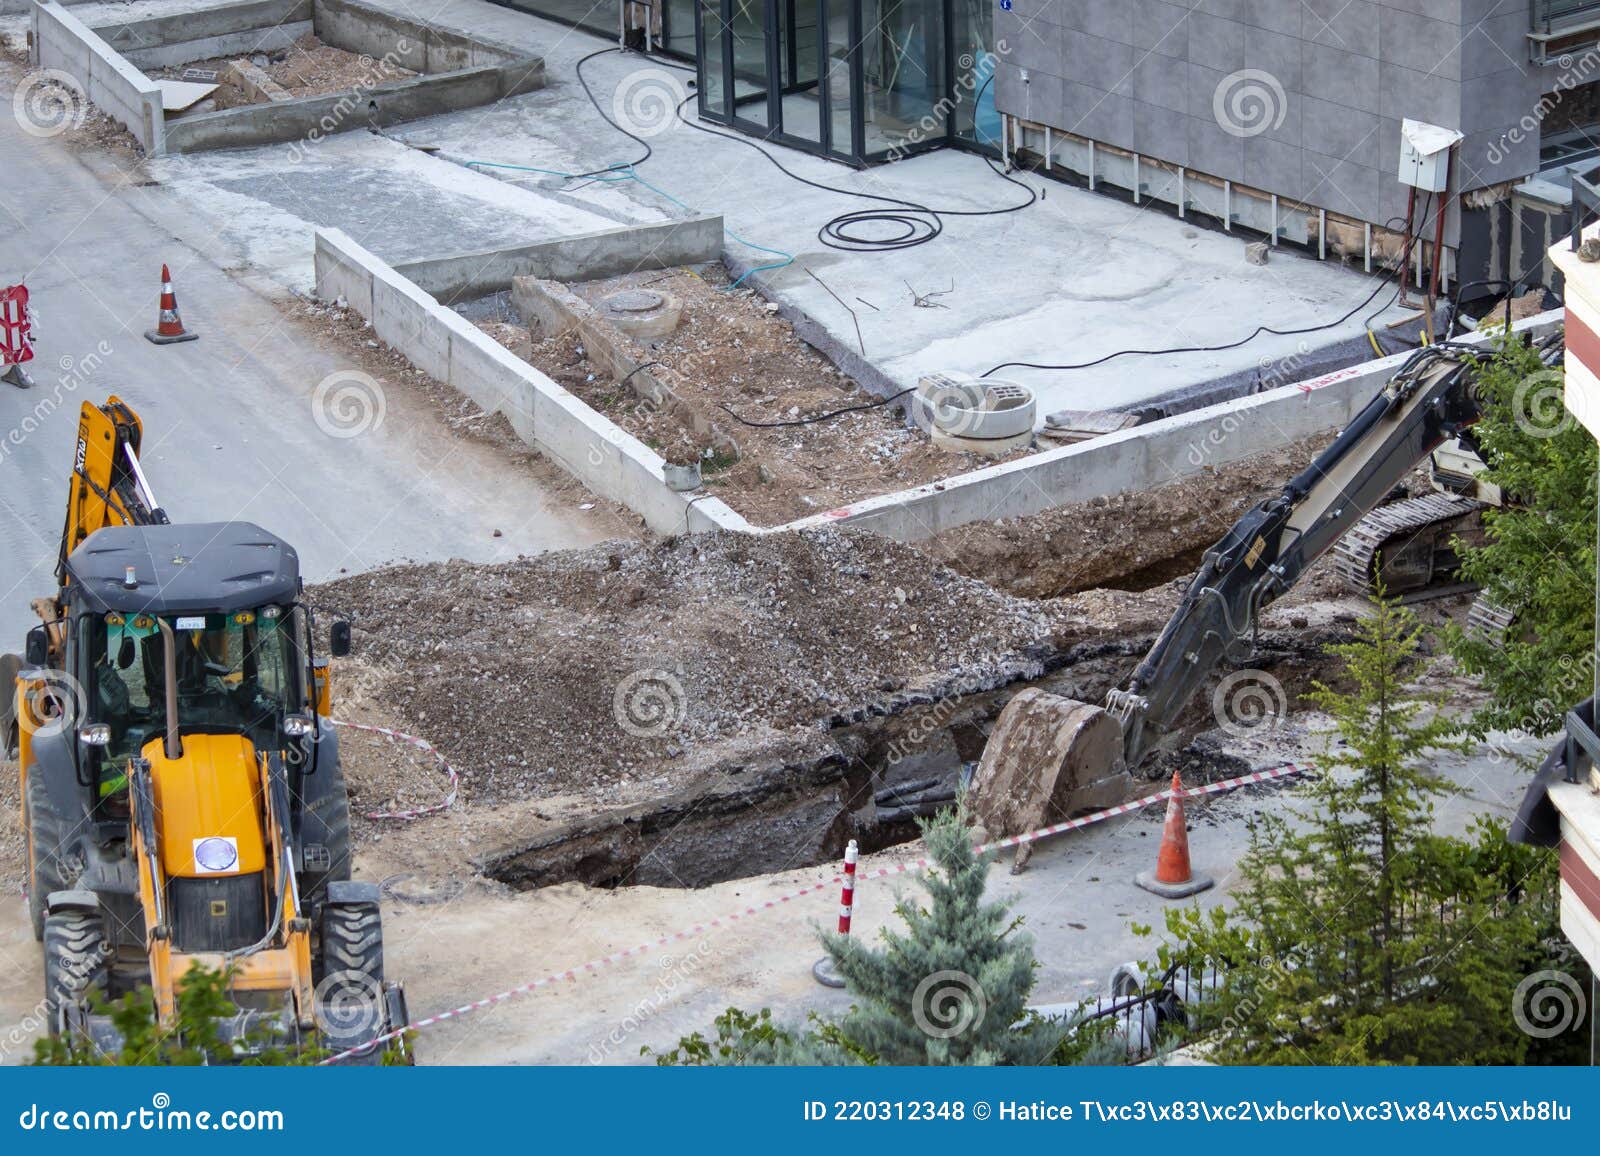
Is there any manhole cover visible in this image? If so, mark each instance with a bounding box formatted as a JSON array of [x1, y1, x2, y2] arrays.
[[604, 289, 664, 314]]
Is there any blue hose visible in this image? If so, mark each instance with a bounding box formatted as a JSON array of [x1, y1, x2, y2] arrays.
[[463, 159, 793, 290]]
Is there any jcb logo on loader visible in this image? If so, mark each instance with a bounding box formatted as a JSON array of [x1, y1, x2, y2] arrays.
[[73, 437, 87, 472]]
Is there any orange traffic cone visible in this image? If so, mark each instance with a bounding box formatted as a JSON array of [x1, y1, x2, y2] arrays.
[[1136, 772, 1214, 898], [144, 264, 198, 345]]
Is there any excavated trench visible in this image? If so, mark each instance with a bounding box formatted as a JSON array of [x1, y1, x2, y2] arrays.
[[476, 623, 1349, 892]]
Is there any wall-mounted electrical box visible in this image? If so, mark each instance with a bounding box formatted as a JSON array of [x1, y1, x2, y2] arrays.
[[1398, 118, 1463, 192]]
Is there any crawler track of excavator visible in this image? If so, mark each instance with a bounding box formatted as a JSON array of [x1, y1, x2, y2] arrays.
[[1331, 492, 1486, 596]]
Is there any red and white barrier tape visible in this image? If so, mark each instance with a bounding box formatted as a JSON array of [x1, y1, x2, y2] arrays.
[[321, 760, 1312, 1063], [328, 720, 459, 821]]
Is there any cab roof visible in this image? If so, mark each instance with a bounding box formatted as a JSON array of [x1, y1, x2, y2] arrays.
[[65, 522, 300, 616]]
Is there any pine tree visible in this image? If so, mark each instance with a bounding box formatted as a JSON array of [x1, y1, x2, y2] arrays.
[[1447, 333, 1598, 734], [803, 805, 1059, 1065], [652, 805, 1069, 1065], [1163, 594, 1549, 1064]]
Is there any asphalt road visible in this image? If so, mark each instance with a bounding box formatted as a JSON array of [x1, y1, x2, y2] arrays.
[[0, 78, 624, 648]]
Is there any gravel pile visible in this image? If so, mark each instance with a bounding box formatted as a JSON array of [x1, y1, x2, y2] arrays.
[[313, 529, 1071, 806]]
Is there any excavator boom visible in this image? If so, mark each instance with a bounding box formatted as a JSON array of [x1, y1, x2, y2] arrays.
[[972, 331, 1564, 847]]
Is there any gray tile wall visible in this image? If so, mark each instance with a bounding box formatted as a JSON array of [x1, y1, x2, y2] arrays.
[[994, 0, 1550, 230]]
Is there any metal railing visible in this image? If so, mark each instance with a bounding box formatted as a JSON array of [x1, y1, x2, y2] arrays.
[[1533, 0, 1600, 36], [1570, 164, 1600, 249]]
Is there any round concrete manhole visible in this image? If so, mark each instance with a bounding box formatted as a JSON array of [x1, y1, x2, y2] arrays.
[[604, 289, 665, 314]]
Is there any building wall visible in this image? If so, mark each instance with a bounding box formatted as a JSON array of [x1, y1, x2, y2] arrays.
[[993, 0, 1552, 236]]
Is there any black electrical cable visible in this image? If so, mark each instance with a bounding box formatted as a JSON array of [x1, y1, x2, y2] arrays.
[[983, 204, 1437, 379], [669, 73, 1040, 253], [717, 386, 914, 428], [568, 47, 656, 177]]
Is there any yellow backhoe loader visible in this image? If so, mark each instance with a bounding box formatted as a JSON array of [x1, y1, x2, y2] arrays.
[[1, 397, 408, 1061]]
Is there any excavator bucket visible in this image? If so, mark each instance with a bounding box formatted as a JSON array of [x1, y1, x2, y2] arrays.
[[969, 689, 1131, 872]]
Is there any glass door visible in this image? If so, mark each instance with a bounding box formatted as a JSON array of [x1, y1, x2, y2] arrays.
[[697, 0, 730, 120], [775, 0, 825, 147], [729, 0, 771, 130], [824, 0, 857, 159]]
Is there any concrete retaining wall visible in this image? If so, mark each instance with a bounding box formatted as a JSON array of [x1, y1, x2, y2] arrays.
[[96, 0, 310, 68], [313, 229, 750, 537], [162, 63, 526, 152], [314, 0, 525, 71], [38, 0, 542, 154], [768, 311, 1564, 541], [393, 216, 725, 301], [31, 0, 164, 153]]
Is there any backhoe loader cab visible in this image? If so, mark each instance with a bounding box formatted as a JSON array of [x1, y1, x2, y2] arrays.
[[9, 516, 406, 1061]]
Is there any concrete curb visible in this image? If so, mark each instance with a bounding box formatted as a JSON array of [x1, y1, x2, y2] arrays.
[[394, 216, 724, 302], [761, 310, 1565, 543], [31, 0, 545, 156], [313, 229, 753, 537], [31, 0, 165, 154]]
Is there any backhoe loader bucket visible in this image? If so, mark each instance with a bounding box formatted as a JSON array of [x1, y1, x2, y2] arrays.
[[969, 689, 1132, 872]]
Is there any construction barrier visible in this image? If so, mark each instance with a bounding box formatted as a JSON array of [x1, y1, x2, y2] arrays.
[[321, 761, 1313, 1064], [328, 719, 460, 820]]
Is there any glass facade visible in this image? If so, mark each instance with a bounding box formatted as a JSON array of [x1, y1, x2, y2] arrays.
[[696, 0, 993, 164]]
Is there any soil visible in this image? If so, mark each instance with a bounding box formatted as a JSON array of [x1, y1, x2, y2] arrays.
[[471, 267, 1033, 527], [310, 527, 1081, 810], [918, 434, 1338, 598], [282, 294, 642, 541], [154, 34, 415, 111]]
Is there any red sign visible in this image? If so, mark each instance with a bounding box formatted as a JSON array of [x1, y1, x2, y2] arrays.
[[1, 284, 34, 366]]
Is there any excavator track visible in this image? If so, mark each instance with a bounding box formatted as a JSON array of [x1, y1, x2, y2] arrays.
[[1332, 492, 1486, 595]]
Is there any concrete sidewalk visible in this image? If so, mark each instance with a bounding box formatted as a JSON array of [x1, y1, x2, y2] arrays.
[[0, 61, 622, 645], [18, 0, 1422, 416]]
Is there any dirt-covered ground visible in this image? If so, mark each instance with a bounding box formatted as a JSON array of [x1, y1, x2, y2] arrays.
[[312, 527, 1088, 809], [918, 434, 1336, 598], [468, 266, 1031, 526], [154, 34, 415, 110]]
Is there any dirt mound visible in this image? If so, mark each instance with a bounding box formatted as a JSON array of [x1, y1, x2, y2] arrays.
[[313, 528, 1078, 807], [918, 434, 1335, 598]]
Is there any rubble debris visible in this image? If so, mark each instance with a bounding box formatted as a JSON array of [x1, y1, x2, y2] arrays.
[[312, 528, 1075, 808]]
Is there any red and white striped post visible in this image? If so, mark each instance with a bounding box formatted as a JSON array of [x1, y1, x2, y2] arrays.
[[814, 839, 858, 988]]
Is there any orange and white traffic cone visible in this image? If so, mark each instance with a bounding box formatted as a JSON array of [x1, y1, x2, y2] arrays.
[[144, 264, 198, 345], [1135, 772, 1214, 898]]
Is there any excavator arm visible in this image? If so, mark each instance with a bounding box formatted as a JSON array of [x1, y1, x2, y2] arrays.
[[1112, 344, 1479, 767], [973, 332, 1565, 847], [1110, 334, 1563, 769]]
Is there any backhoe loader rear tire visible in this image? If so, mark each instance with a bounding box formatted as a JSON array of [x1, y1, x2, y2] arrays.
[[43, 908, 108, 1034], [26, 773, 75, 942]]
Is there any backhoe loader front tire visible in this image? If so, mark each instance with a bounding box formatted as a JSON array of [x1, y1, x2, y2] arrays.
[[315, 893, 387, 1062], [26, 773, 75, 942], [43, 908, 108, 1034]]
